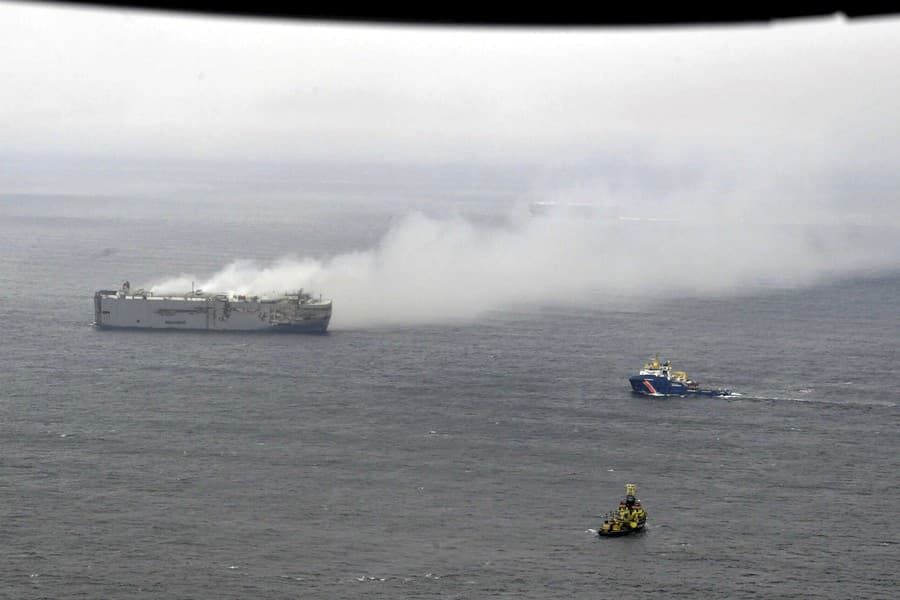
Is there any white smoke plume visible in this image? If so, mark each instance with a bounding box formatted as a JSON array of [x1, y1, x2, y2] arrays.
[[148, 202, 899, 329]]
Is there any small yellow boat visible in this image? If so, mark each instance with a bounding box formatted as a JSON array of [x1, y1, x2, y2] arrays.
[[598, 484, 647, 537]]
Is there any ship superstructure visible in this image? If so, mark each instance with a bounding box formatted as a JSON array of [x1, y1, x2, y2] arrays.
[[94, 281, 331, 333]]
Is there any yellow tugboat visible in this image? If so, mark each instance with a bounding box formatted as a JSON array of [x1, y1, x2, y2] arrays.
[[598, 484, 647, 537]]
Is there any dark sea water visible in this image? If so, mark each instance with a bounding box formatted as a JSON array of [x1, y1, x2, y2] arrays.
[[1, 192, 898, 599]]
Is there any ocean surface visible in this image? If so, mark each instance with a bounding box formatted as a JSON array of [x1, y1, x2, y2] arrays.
[[1, 190, 898, 599]]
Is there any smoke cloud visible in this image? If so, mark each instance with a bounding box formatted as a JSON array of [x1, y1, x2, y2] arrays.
[[148, 200, 899, 329]]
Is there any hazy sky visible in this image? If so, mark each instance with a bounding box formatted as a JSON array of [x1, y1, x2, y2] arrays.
[[2, 2, 899, 172], [3, 3, 899, 326]]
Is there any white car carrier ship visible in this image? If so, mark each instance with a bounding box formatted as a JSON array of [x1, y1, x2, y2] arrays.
[[94, 281, 331, 333]]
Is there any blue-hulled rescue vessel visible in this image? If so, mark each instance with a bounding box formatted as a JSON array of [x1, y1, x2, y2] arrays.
[[629, 355, 732, 397]]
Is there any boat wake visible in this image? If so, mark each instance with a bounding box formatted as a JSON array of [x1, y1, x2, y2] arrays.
[[736, 394, 895, 408]]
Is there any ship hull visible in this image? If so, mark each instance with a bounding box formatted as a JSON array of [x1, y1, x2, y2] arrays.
[[597, 523, 646, 537], [94, 292, 331, 333], [629, 376, 730, 397], [94, 321, 330, 334], [598, 518, 647, 537]]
